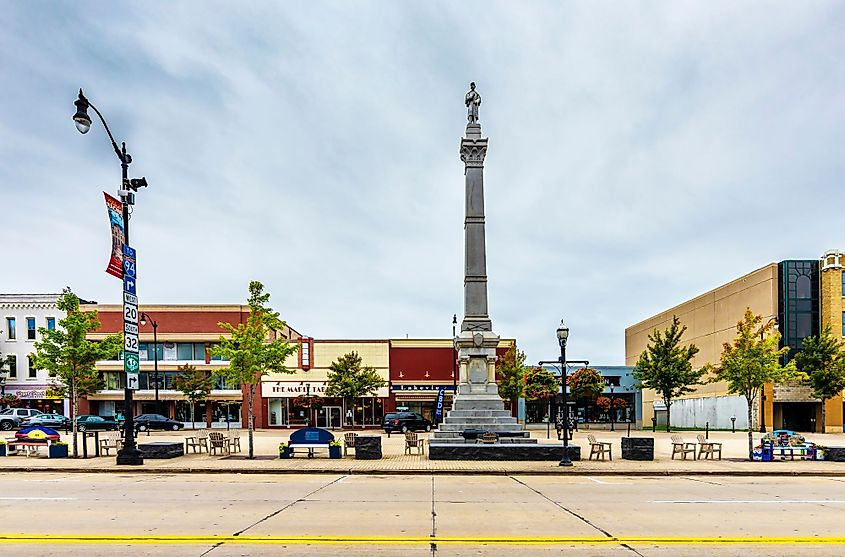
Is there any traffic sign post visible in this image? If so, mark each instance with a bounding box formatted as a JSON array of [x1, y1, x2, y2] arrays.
[[117, 244, 143, 465]]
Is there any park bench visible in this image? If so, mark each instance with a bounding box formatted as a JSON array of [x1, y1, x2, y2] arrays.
[[670, 435, 696, 460], [587, 434, 612, 461], [98, 432, 123, 456], [288, 427, 334, 458], [697, 434, 722, 460]]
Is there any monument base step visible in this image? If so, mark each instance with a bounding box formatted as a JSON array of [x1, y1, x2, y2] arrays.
[[428, 443, 581, 461]]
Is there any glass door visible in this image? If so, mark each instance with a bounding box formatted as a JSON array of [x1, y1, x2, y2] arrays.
[[326, 406, 342, 429]]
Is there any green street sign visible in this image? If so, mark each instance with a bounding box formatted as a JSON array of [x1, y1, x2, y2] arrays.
[[124, 352, 140, 373]]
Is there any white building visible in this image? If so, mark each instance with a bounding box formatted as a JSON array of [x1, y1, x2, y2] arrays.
[[0, 294, 68, 414]]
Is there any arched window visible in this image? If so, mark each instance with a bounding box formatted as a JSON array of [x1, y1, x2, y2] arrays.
[[796, 275, 811, 299]]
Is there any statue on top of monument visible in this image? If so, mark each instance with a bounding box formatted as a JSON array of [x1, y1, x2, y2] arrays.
[[465, 82, 481, 124]]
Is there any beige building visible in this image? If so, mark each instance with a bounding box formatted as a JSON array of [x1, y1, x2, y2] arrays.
[[626, 256, 843, 433]]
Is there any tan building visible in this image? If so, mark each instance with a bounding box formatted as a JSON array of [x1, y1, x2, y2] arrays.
[[626, 256, 844, 433]]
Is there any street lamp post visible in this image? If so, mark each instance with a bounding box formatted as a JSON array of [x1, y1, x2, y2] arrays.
[[606, 380, 616, 432], [140, 313, 160, 416], [73, 88, 146, 466], [557, 320, 572, 467]]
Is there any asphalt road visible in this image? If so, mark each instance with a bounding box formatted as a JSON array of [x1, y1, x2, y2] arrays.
[[1, 473, 844, 556]]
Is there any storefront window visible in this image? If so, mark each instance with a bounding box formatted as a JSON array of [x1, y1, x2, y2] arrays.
[[268, 399, 289, 426]]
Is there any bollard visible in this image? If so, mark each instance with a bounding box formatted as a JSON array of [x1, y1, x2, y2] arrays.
[[705, 421, 709, 439], [652, 416, 657, 432], [627, 420, 631, 437], [731, 416, 736, 434]]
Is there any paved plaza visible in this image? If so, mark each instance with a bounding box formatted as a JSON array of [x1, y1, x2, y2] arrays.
[[0, 472, 844, 555], [1, 428, 844, 475]]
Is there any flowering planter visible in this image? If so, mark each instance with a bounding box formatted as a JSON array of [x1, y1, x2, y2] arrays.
[[49, 444, 69, 458], [329, 446, 342, 459]]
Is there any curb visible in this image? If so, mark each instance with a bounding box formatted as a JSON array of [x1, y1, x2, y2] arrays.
[[1, 466, 844, 477]]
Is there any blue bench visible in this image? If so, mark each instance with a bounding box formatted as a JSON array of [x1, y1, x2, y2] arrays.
[[288, 427, 334, 458]]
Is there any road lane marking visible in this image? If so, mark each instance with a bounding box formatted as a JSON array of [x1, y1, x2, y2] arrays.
[[0, 497, 73, 501], [650, 500, 845, 504], [0, 535, 844, 545]]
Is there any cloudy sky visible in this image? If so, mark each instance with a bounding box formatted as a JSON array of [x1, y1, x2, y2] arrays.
[[2, 2, 843, 366]]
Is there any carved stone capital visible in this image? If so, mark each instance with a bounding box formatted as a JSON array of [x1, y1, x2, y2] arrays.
[[460, 138, 488, 168]]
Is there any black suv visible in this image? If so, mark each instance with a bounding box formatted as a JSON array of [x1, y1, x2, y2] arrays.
[[382, 412, 433, 433], [134, 414, 184, 431]]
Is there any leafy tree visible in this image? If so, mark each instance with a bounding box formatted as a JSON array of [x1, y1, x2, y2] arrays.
[[633, 315, 703, 433], [522, 367, 558, 400], [795, 325, 845, 433], [32, 288, 122, 457], [567, 367, 605, 400], [172, 364, 214, 430], [496, 346, 526, 407], [325, 351, 386, 428], [211, 281, 299, 458], [709, 309, 802, 459]]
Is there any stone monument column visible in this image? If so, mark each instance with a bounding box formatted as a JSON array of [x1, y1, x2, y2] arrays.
[[456, 86, 500, 399], [429, 84, 533, 449]]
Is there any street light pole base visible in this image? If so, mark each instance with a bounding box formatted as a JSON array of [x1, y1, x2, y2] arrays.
[[558, 459, 573, 467], [116, 447, 144, 465]]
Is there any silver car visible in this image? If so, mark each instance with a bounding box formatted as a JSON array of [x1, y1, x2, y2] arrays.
[[0, 408, 43, 430]]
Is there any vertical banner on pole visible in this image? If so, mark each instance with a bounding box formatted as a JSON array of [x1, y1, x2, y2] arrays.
[[104, 192, 125, 279], [434, 386, 446, 423], [122, 245, 139, 390]]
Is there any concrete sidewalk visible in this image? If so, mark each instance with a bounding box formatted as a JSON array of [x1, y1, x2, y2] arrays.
[[2, 428, 843, 476]]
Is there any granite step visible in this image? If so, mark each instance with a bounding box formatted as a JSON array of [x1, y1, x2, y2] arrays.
[[442, 417, 519, 424], [446, 410, 514, 418], [436, 424, 527, 433], [428, 438, 538, 445]]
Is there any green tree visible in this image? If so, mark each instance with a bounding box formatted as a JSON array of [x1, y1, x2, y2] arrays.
[[496, 346, 526, 407], [172, 364, 214, 430], [211, 281, 299, 458], [795, 325, 845, 434], [325, 351, 386, 428], [32, 288, 122, 457], [633, 315, 703, 433], [709, 308, 802, 459]]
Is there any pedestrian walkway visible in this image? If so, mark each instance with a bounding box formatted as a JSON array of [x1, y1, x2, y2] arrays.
[[1, 428, 843, 475]]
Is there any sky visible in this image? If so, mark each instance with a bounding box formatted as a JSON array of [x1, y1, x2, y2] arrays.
[[1, 2, 844, 367]]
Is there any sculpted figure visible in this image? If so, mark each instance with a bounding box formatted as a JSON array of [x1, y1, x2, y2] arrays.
[[465, 82, 481, 124]]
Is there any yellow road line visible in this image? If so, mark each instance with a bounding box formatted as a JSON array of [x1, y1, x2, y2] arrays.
[[0, 535, 844, 545]]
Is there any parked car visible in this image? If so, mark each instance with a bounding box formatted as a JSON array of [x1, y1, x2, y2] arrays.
[[134, 414, 184, 431], [75, 415, 120, 432], [382, 412, 433, 433], [22, 413, 70, 429], [0, 408, 43, 430]]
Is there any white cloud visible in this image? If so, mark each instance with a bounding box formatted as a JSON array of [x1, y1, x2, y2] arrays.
[[1, 1, 843, 365]]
